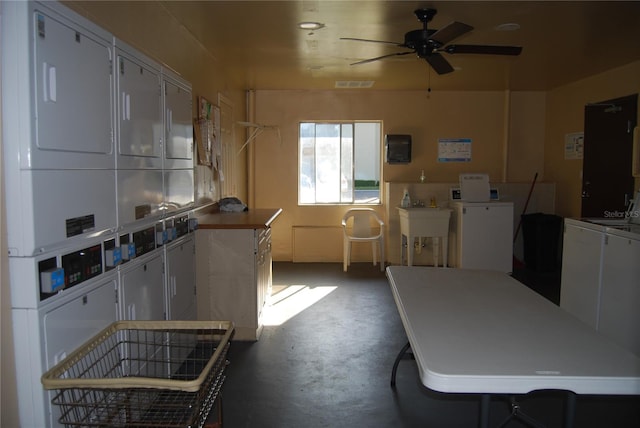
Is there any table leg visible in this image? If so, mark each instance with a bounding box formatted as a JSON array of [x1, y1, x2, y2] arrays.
[[564, 392, 576, 428], [479, 394, 491, 428], [442, 235, 449, 268], [433, 237, 440, 267], [390, 341, 412, 388], [408, 235, 414, 267]]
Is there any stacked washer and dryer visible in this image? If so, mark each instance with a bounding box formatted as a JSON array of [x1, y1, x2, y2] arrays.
[[2, 2, 197, 426]]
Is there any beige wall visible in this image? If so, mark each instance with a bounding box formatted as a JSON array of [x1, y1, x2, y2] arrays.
[[252, 89, 548, 262], [508, 91, 547, 182], [545, 61, 640, 218]]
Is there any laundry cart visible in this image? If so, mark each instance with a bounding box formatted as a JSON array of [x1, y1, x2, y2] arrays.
[[41, 320, 233, 428]]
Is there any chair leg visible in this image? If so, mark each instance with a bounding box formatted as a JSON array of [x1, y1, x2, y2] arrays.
[[343, 240, 349, 271], [372, 241, 377, 266], [380, 238, 385, 271]]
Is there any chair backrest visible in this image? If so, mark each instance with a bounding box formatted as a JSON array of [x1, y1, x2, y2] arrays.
[[342, 208, 383, 238]]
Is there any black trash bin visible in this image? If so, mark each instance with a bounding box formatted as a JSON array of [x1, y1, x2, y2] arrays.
[[521, 213, 562, 272]]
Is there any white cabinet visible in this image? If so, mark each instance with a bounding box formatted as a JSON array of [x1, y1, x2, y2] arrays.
[[165, 235, 196, 320], [560, 218, 640, 356], [256, 228, 273, 324], [599, 234, 640, 355], [196, 227, 272, 340], [559, 220, 604, 329], [450, 201, 514, 273]]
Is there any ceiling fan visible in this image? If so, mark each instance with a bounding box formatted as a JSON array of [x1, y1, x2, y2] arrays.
[[341, 8, 522, 75]]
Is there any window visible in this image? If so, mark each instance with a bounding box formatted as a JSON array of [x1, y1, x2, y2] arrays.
[[299, 122, 381, 204]]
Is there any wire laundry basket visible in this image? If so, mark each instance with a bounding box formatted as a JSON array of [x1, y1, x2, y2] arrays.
[[41, 320, 234, 428]]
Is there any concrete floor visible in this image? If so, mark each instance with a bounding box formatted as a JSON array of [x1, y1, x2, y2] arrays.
[[219, 262, 640, 428]]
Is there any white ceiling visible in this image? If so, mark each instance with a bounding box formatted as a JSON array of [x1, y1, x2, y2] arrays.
[[161, 1, 640, 91]]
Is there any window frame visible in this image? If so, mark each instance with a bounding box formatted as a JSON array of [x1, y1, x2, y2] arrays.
[[298, 120, 383, 206]]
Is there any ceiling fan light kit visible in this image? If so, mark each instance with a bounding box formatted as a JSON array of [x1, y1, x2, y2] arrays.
[[341, 8, 522, 75], [298, 21, 324, 30]]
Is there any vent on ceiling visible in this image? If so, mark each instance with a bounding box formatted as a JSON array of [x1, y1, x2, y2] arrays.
[[335, 80, 375, 89]]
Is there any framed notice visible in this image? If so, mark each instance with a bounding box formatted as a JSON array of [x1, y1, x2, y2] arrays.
[[438, 138, 472, 162]]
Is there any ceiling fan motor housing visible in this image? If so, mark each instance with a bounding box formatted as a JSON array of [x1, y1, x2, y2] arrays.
[[404, 29, 439, 57]]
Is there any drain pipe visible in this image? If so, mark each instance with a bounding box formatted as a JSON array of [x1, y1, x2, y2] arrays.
[[247, 89, 256, 207], [502, 89, 511, 183]]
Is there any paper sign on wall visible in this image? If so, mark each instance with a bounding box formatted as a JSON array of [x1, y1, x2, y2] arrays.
[[564, 132, 584, 160], [438, 138, 472, 162]]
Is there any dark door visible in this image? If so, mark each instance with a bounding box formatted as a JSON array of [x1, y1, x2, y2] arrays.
[[581, 94, 637, 218]]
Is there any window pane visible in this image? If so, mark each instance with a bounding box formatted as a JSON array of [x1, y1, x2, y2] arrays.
[[341, 124, 353, 203], [354, 123, 381, 203], [299, 123, 316, 204], [315, 124, 341, 203]]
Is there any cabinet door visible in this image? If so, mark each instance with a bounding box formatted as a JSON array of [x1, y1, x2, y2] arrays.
[[257, 229, 272, 323], [559, 225, 603, 329], [196, 229, 257, 339], [119, 253, 165, 321], [164, 78, 193, 168], [166, 236, 196, 320], [34, 10, 113, 168], [116, 51, 162, 168], [599, 235, 640, 355]]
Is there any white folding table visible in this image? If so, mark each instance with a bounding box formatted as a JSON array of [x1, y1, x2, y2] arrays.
[[386, 266, 640, 428]]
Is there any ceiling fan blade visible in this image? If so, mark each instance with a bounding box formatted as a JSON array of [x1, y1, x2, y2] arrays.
[[444, 44, 523, 56], [340, 37, 402, 46], [429, 21, 473, 46], [425, 53, 454, 75], [350, 51, 413, 66]]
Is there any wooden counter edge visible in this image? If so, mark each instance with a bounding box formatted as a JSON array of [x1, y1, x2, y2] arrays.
[[196, 208, 283, 230]]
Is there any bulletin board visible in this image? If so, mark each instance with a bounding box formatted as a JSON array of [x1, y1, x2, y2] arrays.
[[194, 97, 220, 169]]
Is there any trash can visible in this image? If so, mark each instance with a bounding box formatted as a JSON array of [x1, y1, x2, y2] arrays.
[[521, 213, 562, 272]]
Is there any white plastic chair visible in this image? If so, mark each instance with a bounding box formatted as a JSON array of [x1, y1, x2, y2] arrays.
[[341, 208, 385, 272]]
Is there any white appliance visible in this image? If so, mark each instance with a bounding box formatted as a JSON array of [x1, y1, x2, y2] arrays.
[[450, 201, 514, 273], [450, 174, 513, 273]]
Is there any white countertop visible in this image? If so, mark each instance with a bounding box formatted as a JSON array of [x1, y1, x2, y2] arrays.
[[386, 266, 640, 395], [566, 217, 640, 240]]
